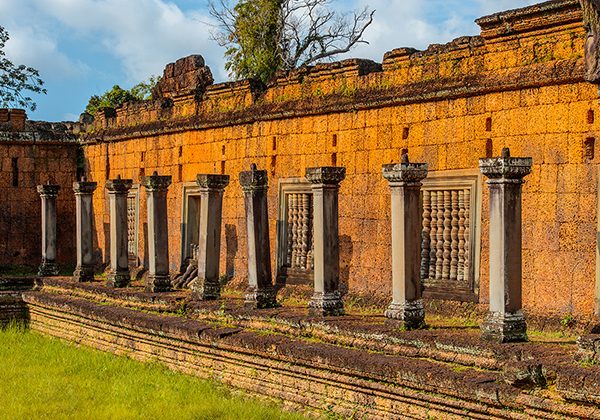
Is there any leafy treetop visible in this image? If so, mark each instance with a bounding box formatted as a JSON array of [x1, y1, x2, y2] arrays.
[[0, 26, 46, 111]]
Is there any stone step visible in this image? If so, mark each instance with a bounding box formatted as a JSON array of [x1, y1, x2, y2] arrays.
[[21, 290, 600, 419], [37, 277, 575, 373]]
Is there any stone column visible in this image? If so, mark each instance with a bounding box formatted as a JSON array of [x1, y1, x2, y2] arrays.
[[382, 154, 428, 329], [240, 164, 277, 309], [142, 172, 172, 293], [105, 176, 133, 288], [190, 174, 230, 300], [37, 183, 61, 276], [73, 179, 97, 282], [305, 166, 346, 316], [479, 148, 532, 343]]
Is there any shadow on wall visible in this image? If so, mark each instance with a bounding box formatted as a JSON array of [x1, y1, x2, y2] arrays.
[[103, 222, 110, 268], [339, 235, 353, 296], [225, 224, 238, 280]]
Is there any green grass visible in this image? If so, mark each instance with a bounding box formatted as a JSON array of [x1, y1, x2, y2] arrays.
[[0, 325, 305, 420]]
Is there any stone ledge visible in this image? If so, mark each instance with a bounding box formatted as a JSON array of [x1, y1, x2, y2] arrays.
[[21, 290, 600, 419], [34, 277, 576, 371]]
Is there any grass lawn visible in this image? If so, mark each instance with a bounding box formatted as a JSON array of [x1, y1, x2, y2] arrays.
[[0, 325, 305, 419]]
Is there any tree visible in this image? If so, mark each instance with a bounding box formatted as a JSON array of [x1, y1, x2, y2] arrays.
[[210, 0, 375, 84], [84, 76, 160, 116], [0, 26, 46, 111]]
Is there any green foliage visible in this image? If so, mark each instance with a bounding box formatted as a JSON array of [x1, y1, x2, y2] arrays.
[[85, 76, 160, 116], [0, 26, 46, 111], [224, 0, 283, 84], [0, 325, 303, 419], [211, 0, 374, 84]]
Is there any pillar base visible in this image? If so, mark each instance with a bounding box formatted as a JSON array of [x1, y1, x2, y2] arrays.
[[106, 271, 131, 288], [245, 286, 277, 309], [189, 278, 220, 300], [146, 274, 171, 293], [309, 291, 344, 316], [38, 261, 59, 277], [384, 300, 425, 330], [481, 311, 528, 343], [73, 265, 95, 282]]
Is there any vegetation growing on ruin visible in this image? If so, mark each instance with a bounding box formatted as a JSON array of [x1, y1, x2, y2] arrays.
[[0, 325, 304, 419], [84, 76, 160, 115], [210, 0, 374, 83]]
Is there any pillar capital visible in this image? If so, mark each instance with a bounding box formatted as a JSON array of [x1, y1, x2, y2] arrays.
[[479, 148, 532, 183], [196, 174, 230, 191], [142, 171, 172, 192], [106, 176, 133, 194], [37, 184, 60, 197], [239, 165, 268, 192], [382, 154, 428, 186], [73, 181, 97, 195], [305, 167, 346, 186]]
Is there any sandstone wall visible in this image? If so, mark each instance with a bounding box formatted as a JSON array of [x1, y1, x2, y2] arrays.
[[0, 112, 78, 267], [82, 0, 599, 318]]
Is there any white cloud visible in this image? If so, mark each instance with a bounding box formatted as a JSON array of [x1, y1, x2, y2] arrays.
[[3, 26, 89, 81], [32, 0, 227, 82], [337, 0, 540, 63]]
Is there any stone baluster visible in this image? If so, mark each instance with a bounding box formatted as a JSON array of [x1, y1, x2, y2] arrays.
[[286, 194, 294, 266], [480, 148, 532, 342], [300, 193, 310, 269], [306, 166, 346, 316], [442, 191, 451, 281], [435, 191, 444, 280], [428, 191, 438, 280], [290, 194, 299, 268], [421, 190, 431, 281], [240, 165, 277, 308], [73, 179, 97, 282], [37, 183, 61, 276], [190, 174, 230, 300], [142, 172, 172, 293], [450, 190, 459, 280], [382, 154, 428, 329], [105, 176, 133, 288], [457, 190, 466, 282], [464, 188, 471, 284]]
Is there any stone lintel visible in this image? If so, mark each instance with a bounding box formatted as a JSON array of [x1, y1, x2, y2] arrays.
[[239, 167, 268, 191], [106, 177, 133, 193], [479, 148, 532, 181], [142, 172, 172, 191], [305, 167, 346, 185], [73, 181, 97, 194], [196, 174, 230, 191], [37, 184, 60, 197], [382, 156, 428, 185]]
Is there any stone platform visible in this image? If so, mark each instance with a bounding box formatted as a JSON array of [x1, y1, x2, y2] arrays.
[[2, 276, 600, 419]]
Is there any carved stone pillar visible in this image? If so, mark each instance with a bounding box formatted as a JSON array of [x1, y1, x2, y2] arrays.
[[305, 166, 346, 316], [480, 148, 532, 343], [37, 183, 61, 276], [73, 179, 97, 282], [190, 174, 229, 300], [142, 172, 172, 293], [382, 154, 428, 329], [105, 176, 133, 288], [240, 165, 277, 308]]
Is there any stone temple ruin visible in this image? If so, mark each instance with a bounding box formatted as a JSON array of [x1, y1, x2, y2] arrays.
[[2, 0, 600, 417]]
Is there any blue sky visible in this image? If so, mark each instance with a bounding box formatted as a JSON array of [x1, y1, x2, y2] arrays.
[[1, 0, 537, 122]]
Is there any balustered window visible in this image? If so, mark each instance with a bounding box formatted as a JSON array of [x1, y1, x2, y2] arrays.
[[420, 171, 481, 302], [276, 179, 314, 285], [127, 186, 139, 267]]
